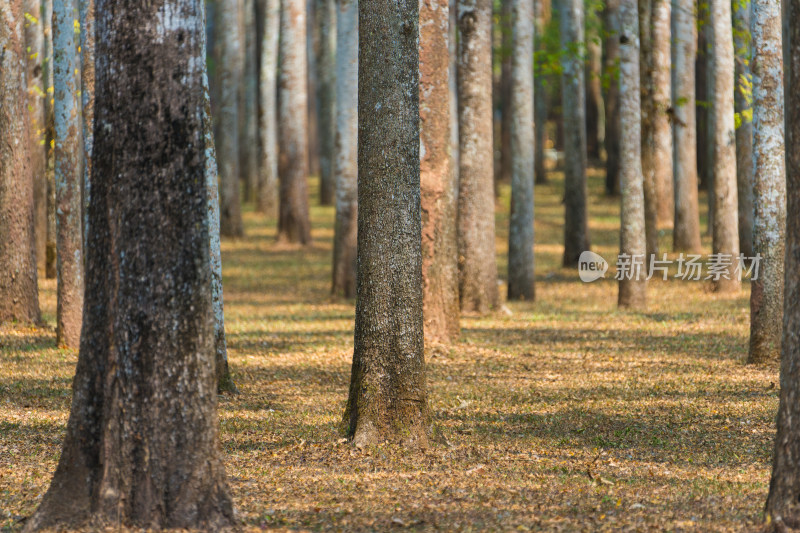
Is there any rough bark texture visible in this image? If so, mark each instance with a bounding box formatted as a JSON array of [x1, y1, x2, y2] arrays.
[[23, 1, 236, 528], [316, 0, 336, 205], [457, 0, 498, 313], [603, 0, 621, 196], [507, 0, 535, 302], [343, 0, 430, 448], [765, 0, 800, 523], [709, 0, 740, 292], [331, 0, 357, 298], [496, 0, 512, 188], [671, 0, 702, 252], [449, 0, 459, 181], [638, 0, 659, 258], [420, 0, 460, 340], [306, 0, 319, 178], [240, 0, 259, 204], [53, 0, 84, 348], [79, 0, 94, 252], [256, 0, 280, 215], [560, 0, 590, 265], [734, 0, 754, 257], [585, 33, 603, 162], [44, 0, 56, 279], [747, 0, 785, 365], [618, 0, 647, 309], [0, 0, 41, 324], [534, 0, 550, 185], [214, 0, 245, 237], [278, 0, 312, 244], [24, 0, 48, 274], [651, 0, 673, 229]]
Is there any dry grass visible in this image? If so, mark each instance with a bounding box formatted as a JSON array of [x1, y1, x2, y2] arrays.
[[1, 171, 777, 532]]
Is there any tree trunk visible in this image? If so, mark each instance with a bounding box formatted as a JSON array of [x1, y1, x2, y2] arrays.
[[306, 0, 320, 178], [734, 0, 754, 257], [507, 0, 535, 302], [317, 0, 336, 205], [585, 31, 603, 163], [79, 0, 94, 253], [44, 0, 57, 279], [449, 0, 459, 176], [420, 0, 460, 341], [639, 0, 659, 258], [343, 0, 430, 448], [214, 0, 245, 237], [53, 0, 84, 348], [23, 1, 236, 528], [652, 0, 673, 229], [0, 0, 41, 324], [240, 0, 259, 204], [561, 0, 590, 265], [534, 0, 550, 185], [257, 0, 280, 215], [603, 0, 621, 196], [24, 0, 48, 275], [671, 0, 702, 252], [278, 0, 312, 244], [747, 0, 785, 365], [765, 1, 800, 523], [709, 0, 740, 292], [618, 0, 647, 309], [457, 0, 498, 313], [331, 0, 358, 298]]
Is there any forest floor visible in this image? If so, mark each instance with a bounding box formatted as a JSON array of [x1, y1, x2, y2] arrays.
[[1, 170, 778, 532]]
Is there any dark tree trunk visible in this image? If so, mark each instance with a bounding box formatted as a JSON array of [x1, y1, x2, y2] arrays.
[[457, 0, 499, 313], [240, 0, 260, 204], [0, 0, 41, 325], [343, 0, 430, 448], [497, 0, 513, 188], [421, 0, 460, 342], [316, 0, 336, 205], [278, 0, 312, 244], [44, 0, 57, 279], [306, 0, 320, 178], [534, 0, 550, 185], [23, 0, 236, 528], [603, 0, 621, 196]]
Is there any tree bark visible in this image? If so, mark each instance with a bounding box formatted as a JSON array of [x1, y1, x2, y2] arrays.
[[765, 1, 800, 523], [0, 0, 41, 325], [23, 1, 236, 528], [709, 0, 740, 292], [457, 0, 498, 313], [214, 0, 245, 237], [306, 0, 320, 178], [639, 0, 659, 258], [507, 0, 535, 302], [696, 8, 712, 198], [44, 0, 56, 279], [618, 0, 647, 309], [316, 0, 336, 205], [331, 0, 357, 298], [420, 0, 460, 340], [343, 0, 430, 448], [79, 0, 94, 253], [734, 0, 754, 257], [496, 0, 513, 189], [278, 0, 312, 244], [561, 0, 590, 265], [747, 0, 785, 365], [257, 0, 280, 215], [671, 0, 702, 252], [603, 0, 621, 196], [53, 0, 84, 348], [652, 0, 673, 229], [534, 0, 550, 185], [240, 0, 260, 204], [585, 30, 603, 163]]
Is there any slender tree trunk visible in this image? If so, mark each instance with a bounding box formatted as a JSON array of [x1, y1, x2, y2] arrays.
[[652, 0, 673, 229], [765, 2, 800, 522], [671, 0, 702, 252], [240, 0, 259, 204], [53, 0, 84, 348], [696, 8, 712, 198], [23, 0, 236, 528], [457, 0, 498, 313], [603, 0, 621, 196], [214, 0, 245, 237], [449, 0, 459, 178], [331, 0, 358, 298], [618, 0, 647, 308], [0, 0, 41, 324], [747, 0, 785, 364], [24, 0, 48, 275], [507, 0, 535, 301], [257, 0, 280, 215], [585, 32, 603, 163], [343, 0, 430, 448], [639, 0, 659, 257], [317, 0, 336, 205], [278, 0, 312, 244], [306, 0, 320, 178], [79, 0, 94, 253], [734, 0, 754, 257], [44, 0, 56, 279], [420, 0, 460, 340], [709, 0, 740, 292], [534, 0, 550, 184], [496, 0, 513, 189], [561, 0, 590, 265]]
